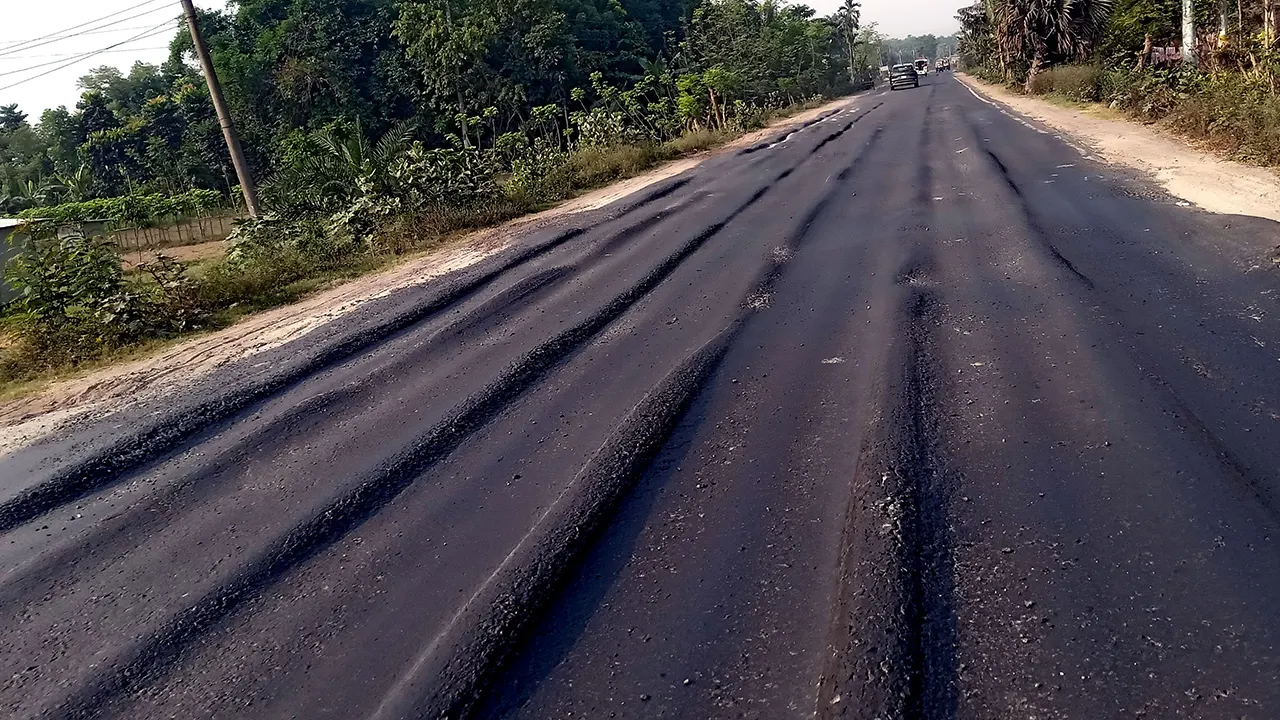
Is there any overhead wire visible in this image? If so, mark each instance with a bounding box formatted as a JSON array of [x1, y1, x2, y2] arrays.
[[0, 0, 176, 58], [0, 19, 181, 93], [0, 23, 177, 78], [0, 44, 172, 60], [0, 45, 172, 62], [0, 0, 170, 51]]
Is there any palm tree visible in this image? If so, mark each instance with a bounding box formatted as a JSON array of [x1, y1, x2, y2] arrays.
[[309, 119, 414, 196], [261, 119, 414, 215], [991, 0, 1114, 91], [835, 0, 862, 83]]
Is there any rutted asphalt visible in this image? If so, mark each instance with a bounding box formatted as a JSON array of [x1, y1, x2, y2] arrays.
[[2, 75, 1279, 719]]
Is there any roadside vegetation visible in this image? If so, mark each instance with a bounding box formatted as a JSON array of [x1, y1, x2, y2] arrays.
[[957, 0, 1280, 166], [0, 0, 893, 391]]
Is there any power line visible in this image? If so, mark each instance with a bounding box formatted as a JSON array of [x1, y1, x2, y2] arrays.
[[0, 19, 180, 93], [0, 24, 177, 78], [0, 4, 177, 60], [8, 24, 175, 49], [0, 0, 175, 58], [0, 45, 172, 62], [0, 0, 169, 51]]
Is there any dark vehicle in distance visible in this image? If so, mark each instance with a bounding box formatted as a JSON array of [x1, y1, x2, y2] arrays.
[[889, 64, 919, 91]]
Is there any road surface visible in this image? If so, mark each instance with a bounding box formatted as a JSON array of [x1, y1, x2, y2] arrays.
[[3, 74, 1279, 720]]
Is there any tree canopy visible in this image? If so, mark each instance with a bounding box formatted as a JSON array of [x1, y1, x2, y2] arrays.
[[1, 0, 876, 215]]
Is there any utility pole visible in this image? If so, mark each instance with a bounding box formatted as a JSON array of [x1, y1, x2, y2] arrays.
[[1181, 0, 1197, 65], [180, 0, 261, 216]]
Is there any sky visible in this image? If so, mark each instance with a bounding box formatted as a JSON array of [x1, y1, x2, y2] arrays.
[[0, 0, 960, 119], [810, 0, 960, 39]]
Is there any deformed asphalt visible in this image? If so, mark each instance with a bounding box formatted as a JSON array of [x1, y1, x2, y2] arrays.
[[2, 74, 1279, 720]]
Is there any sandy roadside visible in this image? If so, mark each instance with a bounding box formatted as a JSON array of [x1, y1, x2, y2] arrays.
[[957, 73, 1280, 229], [0, 96, 859, 455]]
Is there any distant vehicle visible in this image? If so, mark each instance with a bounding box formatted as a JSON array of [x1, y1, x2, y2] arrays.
[[914, 58, 930, 76], [889, 64, 920, 91], [936, 58, 950, 72]]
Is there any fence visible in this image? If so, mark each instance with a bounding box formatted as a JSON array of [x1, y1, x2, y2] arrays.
[[109, 211, 244, 254]]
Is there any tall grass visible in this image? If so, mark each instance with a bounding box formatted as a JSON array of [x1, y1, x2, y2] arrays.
[[1027, 64, 1104, 101], [1020, 64, 1280, 166]]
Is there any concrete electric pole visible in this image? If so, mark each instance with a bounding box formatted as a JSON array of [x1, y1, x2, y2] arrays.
[[179, 0, 262, 217], [1182, 0, 1197, 65]]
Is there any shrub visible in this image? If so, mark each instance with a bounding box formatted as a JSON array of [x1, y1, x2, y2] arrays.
[[225, 216, 337, 267], [1096, 68, 1280, 165], [663, 128, 728, 155], [1052, 64, 1103, 101], [971, 63, 1006, 85], [507, 138, 571, 204], [1163, 73, 1280, 165], [1, 225, 205, 374], [15, 189, 227, 226], [1026, 70, 1055, 95]]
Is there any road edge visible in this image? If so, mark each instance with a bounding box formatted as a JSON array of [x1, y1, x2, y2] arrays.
[[956, 73, 1280, 243]]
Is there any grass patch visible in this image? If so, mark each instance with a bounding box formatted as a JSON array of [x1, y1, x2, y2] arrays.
[[557, 143, 663, 190], [662, 128, 730, 155], [0, 322, 198, 400]]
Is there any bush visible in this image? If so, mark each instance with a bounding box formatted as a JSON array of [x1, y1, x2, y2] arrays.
[[2, 225, 206, 375], [1100, 67, 1183, 119], [225, 216, 340, 267], [1026, 70, 1055, 95], [1097, 68, 1280, 165], [1026, 65, 1103, 101], [971, 63, 1006, 85], [15, 189, 226, 225], [663, 128, 729, 155], [1164, 74, 1280, 165], [1055, 65, 1104, 101], [507, 138, 572, 204], [556, 144, 659, 190]]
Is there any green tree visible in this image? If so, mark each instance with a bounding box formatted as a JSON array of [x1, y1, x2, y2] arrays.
[[0, 106, 49, 213], [77, 63, 170, 115], [37, 107, 83, 176], [835, 0, 862, 82]]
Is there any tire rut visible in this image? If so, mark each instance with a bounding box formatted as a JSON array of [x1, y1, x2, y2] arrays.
[[0, 181, 705, 536], [370, 325, 743, 720], [44, 172, 780, 720], [816, 266, 959, 720]]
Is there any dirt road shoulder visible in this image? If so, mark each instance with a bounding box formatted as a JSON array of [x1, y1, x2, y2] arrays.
[[957, 73, 1280, 228]]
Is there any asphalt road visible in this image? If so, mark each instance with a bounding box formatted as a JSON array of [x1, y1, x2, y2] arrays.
[[3, 74, 1280, 720]]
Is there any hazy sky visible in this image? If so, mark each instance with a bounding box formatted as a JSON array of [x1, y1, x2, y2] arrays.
[[0, 0, 960, 118], [810, 0, 960, 39]]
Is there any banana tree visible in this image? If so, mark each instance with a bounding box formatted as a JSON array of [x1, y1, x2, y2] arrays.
[[56, 167, 94, 203]]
